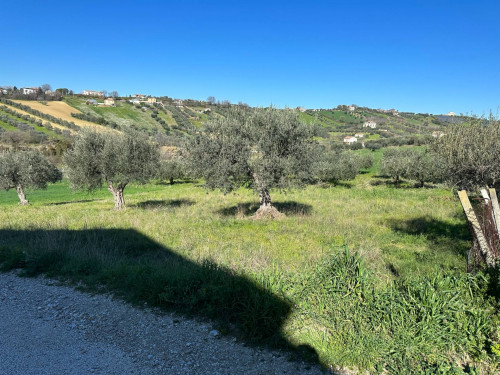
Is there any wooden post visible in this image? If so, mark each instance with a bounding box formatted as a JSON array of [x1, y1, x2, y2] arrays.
[[458, 190, 496, 267], [488, 188, 500, 235]]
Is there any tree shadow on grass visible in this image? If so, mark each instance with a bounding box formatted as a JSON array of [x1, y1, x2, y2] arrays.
[[386, 216, 471, 257], [0, 228, 323, 368], [46, 199, 99, 206], [217, 201, 313, 217], [132, 199, 195, 209], [155, 179, 197, 186]]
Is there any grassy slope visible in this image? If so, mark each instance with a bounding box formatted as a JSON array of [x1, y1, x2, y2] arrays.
[[65, 97, 164, 132]]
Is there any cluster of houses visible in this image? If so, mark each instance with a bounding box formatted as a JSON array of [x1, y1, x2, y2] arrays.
[[128, 94, 159, 105], [343, 133, 365, 144], [86, 97, 116, 107], [343, 121, 378, 144]]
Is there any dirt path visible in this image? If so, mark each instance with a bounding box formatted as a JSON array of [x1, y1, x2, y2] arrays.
[[0, 272, 327, 375]]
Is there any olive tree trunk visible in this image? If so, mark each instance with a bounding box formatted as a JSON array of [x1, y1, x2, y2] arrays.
[[16, 185, 29, 206], [259, 188, 272, 209], [107, 183, 126, 210]]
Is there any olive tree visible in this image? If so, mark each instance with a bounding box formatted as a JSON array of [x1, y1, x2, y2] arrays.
[[314, 150, 362, 185], [188, 107, 317, 217], [402, 148, 442, 187], [0, 150, 62, 205], [380, 148, 413, 184], [64, 130, 159, 210], [433, 117, 500, 190], [158, 149, 187, 184]]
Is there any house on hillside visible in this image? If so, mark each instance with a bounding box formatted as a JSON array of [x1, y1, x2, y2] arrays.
[[129, 98, 140, 105], [173, 99, 183, 107], [21, 87, 39, 95], [147, 97, 157, 103], [343, 136, 357, 144], [348, 105, 356, 111], [83, 90, 104, 97], [86, 99, 98, 105], [104, 98, 115, 106], [297, 107, 306, 112], [354, 133, 364, 138], [447, 111, 456, 116], [134, 94, 146, 100], [363, 121, 377, 129], [202, 108, 211, 114]]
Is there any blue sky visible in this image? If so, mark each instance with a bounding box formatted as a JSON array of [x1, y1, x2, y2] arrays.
[[2, 1, 499, 115]]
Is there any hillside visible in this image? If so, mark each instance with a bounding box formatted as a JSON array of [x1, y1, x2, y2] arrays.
[[0, 94, 467, 151]]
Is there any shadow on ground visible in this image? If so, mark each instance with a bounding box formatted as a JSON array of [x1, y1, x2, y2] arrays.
[[387, 216, 470, 257], [217, 201, 313, 217], [0, 228, 321, 366], [155, 179, 197, 186], [47, 199, 98, 206], [132, 199, 195, 209], [370, 176, 437, 189]]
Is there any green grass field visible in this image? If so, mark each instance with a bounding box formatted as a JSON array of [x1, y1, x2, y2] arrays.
[[1, 156, 499, 373], [64, 97, 163, 132]]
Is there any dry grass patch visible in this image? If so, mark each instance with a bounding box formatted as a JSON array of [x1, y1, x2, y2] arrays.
[[13, 100, 105, 130]]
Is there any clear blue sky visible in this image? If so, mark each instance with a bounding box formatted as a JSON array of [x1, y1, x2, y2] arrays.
[[2, 1, 499, 115]]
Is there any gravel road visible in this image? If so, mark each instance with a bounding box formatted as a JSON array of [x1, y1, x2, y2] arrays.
[[0, 272, 327, 375]]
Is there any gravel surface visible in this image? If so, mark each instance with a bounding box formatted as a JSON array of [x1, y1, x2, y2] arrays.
[[0, 272, 328, 375]]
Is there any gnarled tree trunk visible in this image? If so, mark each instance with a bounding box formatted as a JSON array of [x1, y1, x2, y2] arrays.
[[16, 185, 29, 206], [259, 188, 272, 209], [107, 182, 126, 210], [252, 173, 282, 219]]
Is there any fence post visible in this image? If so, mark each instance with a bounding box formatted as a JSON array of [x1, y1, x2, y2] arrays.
[[458, 190, 496, 267]]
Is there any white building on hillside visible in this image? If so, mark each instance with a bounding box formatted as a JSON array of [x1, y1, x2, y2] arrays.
[[354, 133, 364, 138], [343, 136, 357, 144], [21, 87, 39, 95], [83, 90, 104, 97], [104, 98, 115, 106], [363, 121, 377, 129]]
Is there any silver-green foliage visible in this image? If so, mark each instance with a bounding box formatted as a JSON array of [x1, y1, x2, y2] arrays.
[[433, 117, 500, 190], [64, 130, 159, 209], [314, 150, 362, 184], [0, 150, 62, 204], [381, 147, 442, 187], [188, 107, 317, 207]]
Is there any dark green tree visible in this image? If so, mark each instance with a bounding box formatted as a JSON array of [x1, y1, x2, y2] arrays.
[[188, 107, 317, 217], [0, 150, 62, 205], [64, 130, 159, 210]]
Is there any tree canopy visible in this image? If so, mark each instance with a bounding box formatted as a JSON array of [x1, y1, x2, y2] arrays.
[[0, 150, 62, 205], [64, 130, 159, 209], [433, 117, 500, 190], [188, 107, 317, 217]]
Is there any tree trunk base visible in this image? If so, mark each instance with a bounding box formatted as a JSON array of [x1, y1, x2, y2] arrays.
[[252, 205, 284, 220], [18, 200, 29, 206]]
